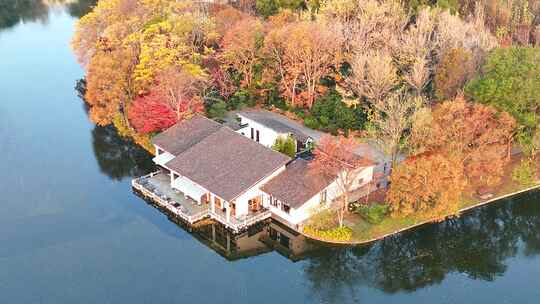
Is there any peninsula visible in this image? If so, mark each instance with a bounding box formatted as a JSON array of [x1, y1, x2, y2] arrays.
[[72, 0, 540, 243]]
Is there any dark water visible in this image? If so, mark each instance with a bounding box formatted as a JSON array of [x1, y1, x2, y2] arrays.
[[1, 2, 540, 303]]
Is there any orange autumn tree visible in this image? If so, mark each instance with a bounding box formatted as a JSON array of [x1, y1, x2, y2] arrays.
[[221, 18, 265, 88], [84, 47, 135, 126], [265, 21, 343, 108], [411, 97, 516, 190], [310, 135, 372, 227], [388, 153, 465, 219]]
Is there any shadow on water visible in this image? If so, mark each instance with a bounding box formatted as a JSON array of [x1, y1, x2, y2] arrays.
[[0, 0, 96, 32], [91, 125, 155, 181]]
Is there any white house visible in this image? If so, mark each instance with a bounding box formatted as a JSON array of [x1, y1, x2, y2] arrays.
[[236, 110, 319, 154], [143, 113, 377, 232], [236, 109, 392, 187]]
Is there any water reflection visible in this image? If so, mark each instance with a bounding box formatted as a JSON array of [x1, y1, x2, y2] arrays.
[[65, 0, 96, 18], [91, 125, 155, 181], [132, 187, 540, 299], [140, 201, 319, 262], [0, 0, 95, 31], [302, 191, 540, 302], [190, 220, 317, 261]]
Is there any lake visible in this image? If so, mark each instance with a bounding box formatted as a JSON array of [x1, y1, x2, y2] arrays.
[[1, 2, 540, 303]]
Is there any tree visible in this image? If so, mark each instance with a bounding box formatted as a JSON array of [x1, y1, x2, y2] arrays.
[[310, 135, 373, 227], [348, 50, 398, 103], [154, 66, 208, 122], [272, 135, 296, 157], [256, 0, 304, 17], [265, 21, 343, 108], [213, 6, 248, 37], [387, 152, 465, 219], [411, 97, 516, 189], [72, 0, 216, 130], [434, 47, 475, 100], [465, 47, 540, 140], [131, 13, 217, 90], [128, 91, 177, 134], [221, 18, 264, 88], [306, 90, 365, 134], [366, 91, 425, 168], [84, 48, 134, 126]]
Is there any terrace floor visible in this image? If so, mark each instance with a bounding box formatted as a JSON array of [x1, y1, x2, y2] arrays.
[[133, 172, 209, 222]]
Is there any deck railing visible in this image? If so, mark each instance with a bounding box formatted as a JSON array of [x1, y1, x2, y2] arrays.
[[210, 209, 271, 232], [133, 172, 272, 232]]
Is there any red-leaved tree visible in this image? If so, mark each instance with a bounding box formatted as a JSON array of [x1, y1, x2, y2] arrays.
[[128, 91, 177, 134]]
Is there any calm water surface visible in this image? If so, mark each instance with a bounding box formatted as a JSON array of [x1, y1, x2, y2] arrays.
[[1, 2, 540, 303]]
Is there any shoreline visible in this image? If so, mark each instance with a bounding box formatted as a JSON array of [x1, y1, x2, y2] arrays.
[[303, 182, 540, 246]]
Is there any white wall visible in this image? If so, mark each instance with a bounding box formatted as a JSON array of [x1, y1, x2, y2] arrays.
[[233, 165, 287, 217], [265, 165, 375, 225], [237, 115, 284, 148]]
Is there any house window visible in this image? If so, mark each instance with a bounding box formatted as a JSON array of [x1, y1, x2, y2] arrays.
[[250, 128, 254, 140], [320, 190, 327, 204], [256, 130, 260, 142], [282, 204, 291, 214], [270, 196, 279, 207]]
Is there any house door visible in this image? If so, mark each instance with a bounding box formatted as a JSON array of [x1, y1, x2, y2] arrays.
[[248, 196, 261, 213]]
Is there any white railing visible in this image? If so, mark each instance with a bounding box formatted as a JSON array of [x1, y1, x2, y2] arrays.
[[210, 209, 271, 232], [133, 173, 271, 231]]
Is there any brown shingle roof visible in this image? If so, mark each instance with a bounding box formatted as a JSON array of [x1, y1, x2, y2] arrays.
[[261, 159, 336, 209], [166, 127, 291, 202], [151, 115, 222, 155]]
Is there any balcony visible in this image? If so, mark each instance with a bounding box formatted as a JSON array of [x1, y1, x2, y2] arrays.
[[210, 208, 271, 233]]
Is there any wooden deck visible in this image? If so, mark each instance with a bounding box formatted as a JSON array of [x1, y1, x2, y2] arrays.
[[132, 171, 272, 232], [132, 171, 209, 224]]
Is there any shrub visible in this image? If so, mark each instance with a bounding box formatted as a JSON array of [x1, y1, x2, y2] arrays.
[[303, 226, 353, 242], [307, 209, 336, 230], [207, 100, 227, 120], [272, 135, 296, 157], [353, 204, 389, 224], [304, 116, 321, 130], [512, 159, 537, 186], [228, 89, 256, 110]]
